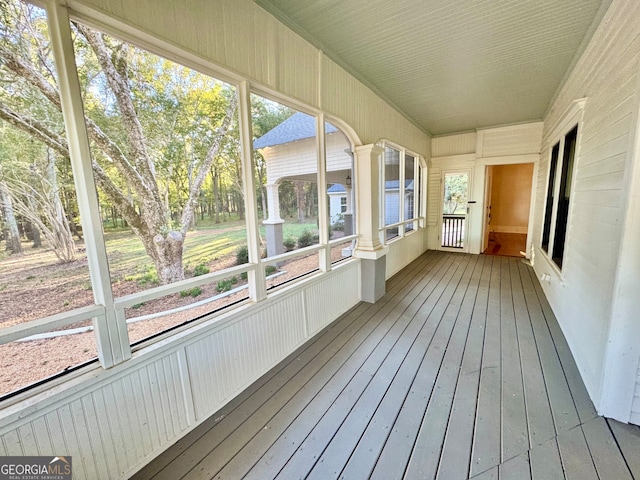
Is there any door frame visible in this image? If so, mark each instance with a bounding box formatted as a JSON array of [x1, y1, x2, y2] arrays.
[[439, 168, 473, 253], [476, 160, 538, 258]]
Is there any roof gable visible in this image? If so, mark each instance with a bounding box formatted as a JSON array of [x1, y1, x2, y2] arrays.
[[254, 112, 338, 149]]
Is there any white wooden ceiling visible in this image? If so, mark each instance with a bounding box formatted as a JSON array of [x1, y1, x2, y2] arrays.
[[255, 0, 611, 135]]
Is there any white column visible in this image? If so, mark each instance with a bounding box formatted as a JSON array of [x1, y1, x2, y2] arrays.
[[264, 183, 283, 222], [48, 2, 129, 367], [353, 145, 387, 303], [353, 145, 386, 258], [263, 183, 285, 258]]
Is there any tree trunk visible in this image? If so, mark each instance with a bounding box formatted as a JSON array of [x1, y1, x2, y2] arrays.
[[260, 185, 268, 220], [32, 225, 41, 248], [47, 149, 76, 260], [295, 180, 306, 223], [26, 195, 42, 248], [212, 168, 221, 224], [0, 182, 23, 255], [152, 231, 184, 284]]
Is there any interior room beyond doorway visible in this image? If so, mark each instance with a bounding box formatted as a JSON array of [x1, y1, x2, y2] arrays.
[[483, 163, 534, 257]]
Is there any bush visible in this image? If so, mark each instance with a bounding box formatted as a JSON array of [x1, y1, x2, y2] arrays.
[[180, 287, 202, 298], [265, 265, 277, 275], [297, 229, 317, 248], [236, 245, 249, 265], [283, 237, 296, 252], [216, 279, 234, 292], [193, 263, 210, 277]]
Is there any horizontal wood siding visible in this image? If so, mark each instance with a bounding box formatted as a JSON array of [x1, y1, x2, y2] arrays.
[[0, 262, 361, 479], [263, 133, 352, 184], [431, 132, 477, 157], [477, 123, 543, 158], [532, 0, 640, 405], [72, 0, 430, 156]]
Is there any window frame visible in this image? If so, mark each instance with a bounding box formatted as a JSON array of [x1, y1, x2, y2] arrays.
[[0, 0, 359, 403], [538, 98, 585, 272], [377, 140, 426, 244]]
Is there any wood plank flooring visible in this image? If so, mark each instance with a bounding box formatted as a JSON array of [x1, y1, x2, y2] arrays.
[[484, 232, 527, 257], [134, 251, 640, 480]]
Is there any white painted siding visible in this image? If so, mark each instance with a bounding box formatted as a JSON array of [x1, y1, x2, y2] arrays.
[[0, 262, 361, 479], [427, 123, 542, 252], [532, 0, 640, 416], [431, 132, 477, 157], [477, 123, 543, 158], [263, 132, 352, 184], [328, 193, 345, 222], [71, 0, 430, 156]]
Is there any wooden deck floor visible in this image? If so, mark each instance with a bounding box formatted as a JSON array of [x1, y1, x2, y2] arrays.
[[134, 251, 640, 480]]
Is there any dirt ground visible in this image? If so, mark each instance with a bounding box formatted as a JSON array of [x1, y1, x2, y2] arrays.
[[0, 240, 352, 397]]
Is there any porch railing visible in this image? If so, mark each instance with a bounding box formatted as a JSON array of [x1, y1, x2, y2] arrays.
[[442, 214, 465, 248]]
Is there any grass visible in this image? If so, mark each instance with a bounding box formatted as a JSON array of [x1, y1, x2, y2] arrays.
[[0, 217, 320, 296], [103, 220, 249, 282]]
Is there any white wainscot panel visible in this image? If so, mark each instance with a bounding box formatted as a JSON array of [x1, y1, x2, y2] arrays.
[[186, 294, 306, 420], [0, 353, 190, 479], [304, 262, 360, 336], [386, 232, 427, 279], [0, 256, 363, 480]]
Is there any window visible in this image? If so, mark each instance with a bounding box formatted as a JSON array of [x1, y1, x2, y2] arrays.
[[541, 143, 560, 252], [0, 0, 359, 401], [0, 0, 98, 398], [71, 20, 249, 345], [404, 154, 416, 231], [540, 125, 579, 269], [378, 141, 424, 242]]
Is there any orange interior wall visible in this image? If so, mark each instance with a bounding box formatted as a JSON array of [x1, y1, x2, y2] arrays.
[[489, 163, 534, 232]]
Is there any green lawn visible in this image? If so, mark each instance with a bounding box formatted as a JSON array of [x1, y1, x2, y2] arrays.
[[103, 218, 319, 282]]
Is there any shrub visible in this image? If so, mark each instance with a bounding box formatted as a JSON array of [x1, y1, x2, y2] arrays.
[[180, 287, 202, 298], [265, 265, 277, 275], [216, 279, 234, 292], [283, 237, 296, 252], [193, 263, 210, 277], [236, 245, 249, 265], [297, 229, 316, 248]]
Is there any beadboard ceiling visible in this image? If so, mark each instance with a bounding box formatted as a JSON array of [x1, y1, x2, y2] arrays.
[[255, 0, 611, 136]]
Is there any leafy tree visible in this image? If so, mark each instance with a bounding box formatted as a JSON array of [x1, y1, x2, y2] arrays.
[[0, 1, 237, 283], [443, 174, 468, 215]]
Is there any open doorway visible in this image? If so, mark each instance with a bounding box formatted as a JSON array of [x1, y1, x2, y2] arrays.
[[483, 163, 534, 257]]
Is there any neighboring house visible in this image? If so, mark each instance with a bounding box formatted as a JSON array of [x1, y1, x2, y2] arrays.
[[383, 179, 414, 225], [326, 183, 347, 224], [254, 112, 355, 253]]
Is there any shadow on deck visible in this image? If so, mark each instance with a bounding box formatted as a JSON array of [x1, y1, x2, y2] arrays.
[[134, 250, 640, 480]]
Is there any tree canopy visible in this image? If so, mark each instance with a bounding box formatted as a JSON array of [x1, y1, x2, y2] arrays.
[[0, 0, 243, 283]]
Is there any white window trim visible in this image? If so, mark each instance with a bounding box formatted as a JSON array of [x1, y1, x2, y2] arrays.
[[538, 98, 586, 275], [0, 0, 360, 402], [377, 140, 426, 244]]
